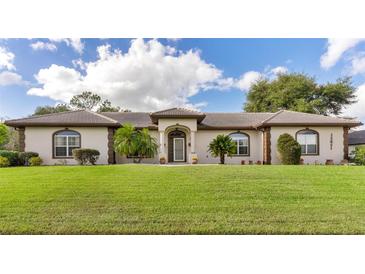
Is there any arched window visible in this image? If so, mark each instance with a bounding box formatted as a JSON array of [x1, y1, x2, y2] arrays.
[[229, 132, 249, 156], [296, 129, 319, 155], [53, 130, 81, 158]]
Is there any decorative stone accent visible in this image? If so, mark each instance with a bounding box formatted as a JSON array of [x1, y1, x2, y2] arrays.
[[107, 127, 115, 164], [263, 127, 271, 164], [343, 127, 349, 160], [18, 127, 25, 152]]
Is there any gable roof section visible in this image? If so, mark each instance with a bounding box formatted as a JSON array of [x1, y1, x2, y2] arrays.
[[258, 110, 362, 127], [349, 130, 365, 145], [5, 110, 119, 127], [150, 108, 206, 123]]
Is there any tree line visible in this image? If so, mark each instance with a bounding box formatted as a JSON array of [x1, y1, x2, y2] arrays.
[[33, 91, 130, 116]]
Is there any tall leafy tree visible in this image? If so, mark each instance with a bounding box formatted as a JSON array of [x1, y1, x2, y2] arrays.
[[97, 99, 121, 112], [33, 104, 70, 116], [244, 73, 357, 115], [69, 91, 102, 110], [0, 123, 10, 149], [208, 134, 236, 164]]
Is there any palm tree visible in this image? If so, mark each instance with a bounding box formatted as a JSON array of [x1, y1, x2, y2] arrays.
[[208, 134, 236, 164], [114, 123, 138, 158], [114, 124, 158, 163], [135, 128, 158, 163]]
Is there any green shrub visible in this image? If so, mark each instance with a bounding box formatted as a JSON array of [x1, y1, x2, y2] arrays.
[[72, 148, 100, 165], [0, 156, 10, 167], [29, 156, 43, 166], [19, 152, 39, 166], [277, 133, 301, 165], [352, 146, 365, 165], [0, 150, 19, 166]]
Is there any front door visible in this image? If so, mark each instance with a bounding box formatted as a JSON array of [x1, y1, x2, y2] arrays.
[[173, 137, 185, 162]]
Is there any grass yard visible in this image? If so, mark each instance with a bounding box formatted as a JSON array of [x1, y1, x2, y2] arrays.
[[0, 164, 365, 234]]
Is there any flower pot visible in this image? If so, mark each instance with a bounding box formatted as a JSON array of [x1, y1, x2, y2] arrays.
[[256, 160, 262, 165], [192, 159, 198, 164], [300, 158, 304, 165], [159, 158, 166, 164], [241, 160, 245, 165]]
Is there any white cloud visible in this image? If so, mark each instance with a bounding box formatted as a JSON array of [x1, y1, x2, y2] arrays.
[[235, 71, 262, 91], [343, 84, 365, 124], [349, 54, 365, 75], [270, 66, 288, 75], [0, 71, 24, 86], [49, 38, 84, 54], [320, 38, 364, 70], [28, 39, 230, 111], [0, 47, 15, 70], [30, 41, 57, 52]]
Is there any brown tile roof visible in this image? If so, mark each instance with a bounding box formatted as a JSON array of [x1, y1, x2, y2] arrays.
[[349, 130, 365, 145], [150, 107, 206, 123], [5, 110, 119, 127], [198, 113, 273, 129], [259, 110, 362, 127], [5, 108, 362, 128], [101, 112, 157, 129]]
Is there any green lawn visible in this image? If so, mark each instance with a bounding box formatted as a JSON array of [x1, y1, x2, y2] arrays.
[[1, 164, 365, 234]]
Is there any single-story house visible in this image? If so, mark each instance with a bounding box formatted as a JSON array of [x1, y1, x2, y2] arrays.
[[349, 129, 365, 155], [5, 108, 362, 165]]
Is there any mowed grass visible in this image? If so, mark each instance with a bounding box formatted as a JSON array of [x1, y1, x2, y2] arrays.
[[0, 164, 365, 234]]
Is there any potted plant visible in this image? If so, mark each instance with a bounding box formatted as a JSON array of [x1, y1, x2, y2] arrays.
[[241, 160, 245, 165], [300, 158, 304, 165], [192, 156, 198, 164], [159, 157, 166, 164]]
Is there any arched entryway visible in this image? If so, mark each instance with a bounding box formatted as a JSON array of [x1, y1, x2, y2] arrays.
[[168, 130, 186, 163]]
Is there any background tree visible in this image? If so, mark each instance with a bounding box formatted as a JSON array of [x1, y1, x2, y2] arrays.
[[97, 100, 121, 112], [113, 123, 158, 163], [208, 134, 236, 164], [33, 104, 70, 116], [244, 73, 357, 115], [277, 133, 301, 165], [69, 91, 101, 110], [351, 146, 365, 165], [0, 123, 10, 149]]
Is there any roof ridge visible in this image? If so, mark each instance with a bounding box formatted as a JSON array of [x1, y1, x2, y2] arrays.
[[85, 110, 119, 124], [259, 110, 285, 126], [5, 109, 85, 122]]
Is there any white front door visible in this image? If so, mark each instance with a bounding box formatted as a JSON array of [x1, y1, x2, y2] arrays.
[[173, 138, 185, 162]]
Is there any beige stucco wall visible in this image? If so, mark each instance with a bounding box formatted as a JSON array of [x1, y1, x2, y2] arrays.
[[24, 127, 109, 165], [115, 130, 160, 164], [158, 118, 198, 132], [270, 126, 344, 164], [195, 130, 263, 164]]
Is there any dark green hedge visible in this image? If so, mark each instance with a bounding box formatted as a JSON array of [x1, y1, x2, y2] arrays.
[[72, 148, 100, 165], [277, 133, 301, 165], [19, 152, 39, 166], [0, 150, 19, 166]]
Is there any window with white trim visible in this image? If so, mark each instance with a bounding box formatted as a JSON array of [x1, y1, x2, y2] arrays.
[[230, 132, 249, 155], [54, 130, 81, 157], [296, 130, 318, 155]]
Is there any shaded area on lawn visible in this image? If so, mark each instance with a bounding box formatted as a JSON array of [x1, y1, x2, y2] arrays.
[[0, 165, 365, 234]]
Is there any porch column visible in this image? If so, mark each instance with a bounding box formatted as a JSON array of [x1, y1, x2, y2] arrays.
[[263, 127, 271, 164], [343, 127, 349, 160], [159, 131, 165, 154], [190, 131, 196, 153]]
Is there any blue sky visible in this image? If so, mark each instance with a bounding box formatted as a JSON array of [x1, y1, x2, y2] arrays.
[[1, 38, 365, 122]]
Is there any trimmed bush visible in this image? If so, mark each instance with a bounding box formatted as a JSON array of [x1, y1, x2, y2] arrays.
[[0, 156, 10, 167], [0, 150, 19, 166], [72, 148, 100, 165], [19, 152, 39, 166], [352, 146, 365, 165], [29, 156, 43, 166], [277, 133, 301, 165]]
